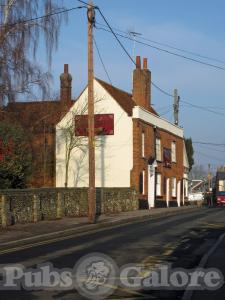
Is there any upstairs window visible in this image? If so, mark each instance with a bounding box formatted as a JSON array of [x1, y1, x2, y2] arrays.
[[156, 138, 162, 161], [171, 141, 176, 163], [142, 132, 145, 157]]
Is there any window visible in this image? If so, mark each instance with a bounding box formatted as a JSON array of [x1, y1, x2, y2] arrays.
[[142, 170, 145, 194], [156, 138, 162, 161], [139, 172, 143, 194], [163, 148, 172, 168], [139, 171, 145, 195], [156, 174, 162, 196], [172, 177, 177, 197], [163, 177, 167, 195], [142, 132, 145, 157], [171, 141, 176, 163], [219, 180, 225, 191], [184, 179, 188, 197]]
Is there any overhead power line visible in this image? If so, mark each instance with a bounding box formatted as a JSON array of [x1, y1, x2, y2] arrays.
[[96, 22, 225, 66], [92, 8, 175, 97], [0, 6, 84, 28], [195, 150, 224, 163], [79, 1, 225, 120], [205, 106, 225, 110], [151, 82, 173, 97], [96, 8, 136, 66], [95, 14, 225, 118], [193, 142, 225, 146], [93, 36, 112, 85], [160, 108, 173, 116], [195, 144, 225, 153], [95, 25, 225, 72], [181, 99, 225, 117]]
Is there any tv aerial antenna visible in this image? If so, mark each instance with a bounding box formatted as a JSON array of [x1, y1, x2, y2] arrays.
[[128, 30, 142, 60]]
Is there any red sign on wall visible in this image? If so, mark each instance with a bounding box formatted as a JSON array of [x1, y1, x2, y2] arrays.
[[75, 114, 114, 136], [163, 148, 171, 168]]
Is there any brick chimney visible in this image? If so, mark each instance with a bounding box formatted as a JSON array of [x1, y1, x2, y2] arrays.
[[60, 64, 72, 104], [132, 56, 151, 110]]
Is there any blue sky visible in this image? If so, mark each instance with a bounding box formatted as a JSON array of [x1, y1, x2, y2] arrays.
[[37, 0, 225, 171]]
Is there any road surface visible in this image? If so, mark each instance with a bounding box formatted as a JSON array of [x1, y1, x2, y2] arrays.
[[0, 207, 225, 299]]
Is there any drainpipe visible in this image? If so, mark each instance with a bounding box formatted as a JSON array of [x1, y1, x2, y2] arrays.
[[153, 126, 157, 207]]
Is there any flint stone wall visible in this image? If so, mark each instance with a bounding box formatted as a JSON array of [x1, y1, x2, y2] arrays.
[[0, 187, 138, 227]]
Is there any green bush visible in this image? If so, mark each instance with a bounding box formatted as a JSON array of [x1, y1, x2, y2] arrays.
[[0, 121, 32, 189]]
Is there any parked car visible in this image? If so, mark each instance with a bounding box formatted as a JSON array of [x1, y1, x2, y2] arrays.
[[215, 169, 225, 206], [188, 192, 204, 201]]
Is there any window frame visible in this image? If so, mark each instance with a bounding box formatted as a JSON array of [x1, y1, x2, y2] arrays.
[[142, 132, 145, 158], [139, 170, 145, 195], [172, 177, 177, 197], [142, 170, 145, 195], [156, 173, 162, 196], [171, 141, 177, 163], [156, 138, 162, 161]]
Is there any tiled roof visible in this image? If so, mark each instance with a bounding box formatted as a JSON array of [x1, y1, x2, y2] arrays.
[[96, 78, 158, 116], [4, 100, 74, 128]]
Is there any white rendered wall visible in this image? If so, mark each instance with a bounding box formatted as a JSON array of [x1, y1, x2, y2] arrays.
[[56, 79, 133, 188]]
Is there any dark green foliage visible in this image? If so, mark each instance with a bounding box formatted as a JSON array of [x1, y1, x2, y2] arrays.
[[185, 137, 194, 171], [0, 121, 32, 189]]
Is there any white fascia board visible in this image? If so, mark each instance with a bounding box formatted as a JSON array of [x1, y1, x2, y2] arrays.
[[132, 106, 184, 138]]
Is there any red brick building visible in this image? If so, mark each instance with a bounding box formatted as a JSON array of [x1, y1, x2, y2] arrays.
[[1, 64, 73, 187], [129, 56, 188, 207], [56, 56, 189, 208], [1, 57, 189, 208]]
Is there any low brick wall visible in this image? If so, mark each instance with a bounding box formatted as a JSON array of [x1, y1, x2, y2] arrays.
[[0, 188, 138, 227]]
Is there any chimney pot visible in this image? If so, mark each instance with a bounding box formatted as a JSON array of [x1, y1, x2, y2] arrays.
[[143, 58, 148, 69], [133, 56, 151, 109], [136, 56, 141, 69], [64, 64, 69, 74], [60, 64, 72, 104]]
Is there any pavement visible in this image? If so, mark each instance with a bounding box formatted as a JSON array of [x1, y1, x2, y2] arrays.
[[0, 205, 199, 248]]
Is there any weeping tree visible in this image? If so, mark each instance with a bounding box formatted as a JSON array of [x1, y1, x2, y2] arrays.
[[0, 0, 68, 105]]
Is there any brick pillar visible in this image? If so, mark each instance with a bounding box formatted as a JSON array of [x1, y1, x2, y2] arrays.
[[1, 195, 7, 228], [60, 64, 72, 104]]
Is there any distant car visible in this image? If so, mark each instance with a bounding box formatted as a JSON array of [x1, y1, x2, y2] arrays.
[[188, 192, 204, 201], [216, 192, 225, 206], [215, 170, 225, 206]]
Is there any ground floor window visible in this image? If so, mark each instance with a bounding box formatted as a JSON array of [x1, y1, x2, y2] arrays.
[[156, 173, 162, 196], [184, 179, 188, 197], [163, 177, 167, 195], [172, 177, 177, 197], [139, 170, 145, 194]]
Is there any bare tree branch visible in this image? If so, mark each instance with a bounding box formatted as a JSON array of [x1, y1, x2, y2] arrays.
[[58, 97, 104, 187], [0, 0, 68, 106]]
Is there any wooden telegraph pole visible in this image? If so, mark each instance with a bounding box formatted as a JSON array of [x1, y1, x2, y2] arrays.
[[173, 89, 180, 126], [87, 0, 96, 223]]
